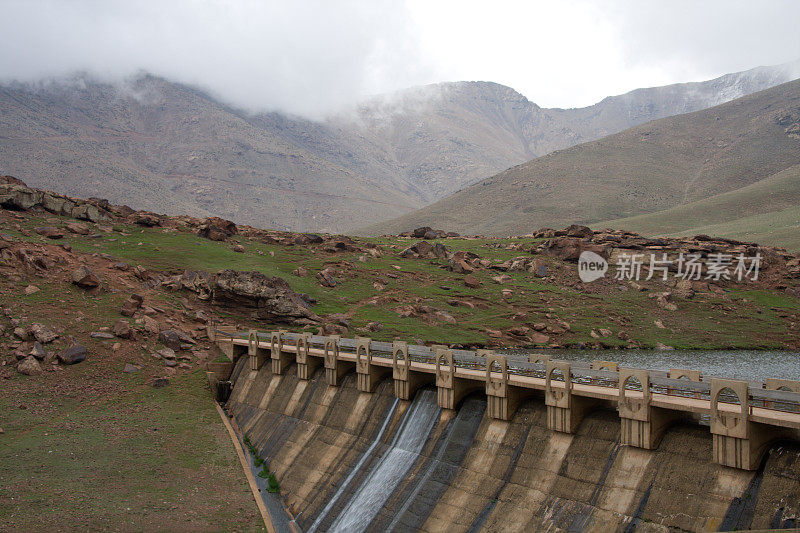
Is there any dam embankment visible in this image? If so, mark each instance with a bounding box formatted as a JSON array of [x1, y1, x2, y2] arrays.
[[225, 356, 800, 532]]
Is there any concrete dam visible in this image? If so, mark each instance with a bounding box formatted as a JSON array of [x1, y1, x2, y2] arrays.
[[216, 330, 800, 531]]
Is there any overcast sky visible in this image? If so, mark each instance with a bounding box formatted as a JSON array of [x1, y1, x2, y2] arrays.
[[2, 0, 800, 117]]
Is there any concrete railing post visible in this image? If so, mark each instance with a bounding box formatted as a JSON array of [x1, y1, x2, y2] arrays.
[[484, 351, 513, 420], [248, 329, 269, 371], [270, 330, 292, 374], [296, 332, 321, 380], [435, 348, 457, 409], [617, 368, 679, 449]]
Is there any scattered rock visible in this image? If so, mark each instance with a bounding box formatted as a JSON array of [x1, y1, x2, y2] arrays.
[[17, 356, 41, 375], [23, 285, 40, 295], [34, 226, 64, 239], [464, 274, 481, 288], [492, 274, 512, 284], [316, 268, 337, 288], [58, 344, 87, 365], [120, 294, 144, 317], [71, 266, 101, 289], [365, 321, 383, 332], [129, 211, 161, 227], [29, 342, 46, 360], [123, 363, 139, 373], [292, 266, 308, 277], [112, 319, 132, 339], [151, 377, 170, 388], [372, 281, 386, 291], [530, 332, 550, 344], [29, 323, 58, 344], [674, 279, 695, 299], [158, 330, 184, 351], [157, 347, 176, 360], [233, 244, 246, 253], [64, 221, 91, 235], [655, 342, 674, 351], [90, 332, 115, 339], [654, 320, 666, 329], [142, 315, 160, 335]]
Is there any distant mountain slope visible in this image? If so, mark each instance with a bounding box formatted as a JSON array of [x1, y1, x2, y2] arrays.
[[1, 60, 798, 232], [365, 79, 800, 237], [594, 163, 800, 250]]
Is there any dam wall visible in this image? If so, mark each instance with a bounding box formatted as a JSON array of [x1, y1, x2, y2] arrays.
[[225, 356, 800, 531]]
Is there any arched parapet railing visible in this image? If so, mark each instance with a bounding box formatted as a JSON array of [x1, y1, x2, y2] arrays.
[[545, 361, 572, 409], [355, 337, 390, 393], [323, 335, 352, 386], [392, 341, 410, 380], [618, 368, 681, 450], [436, 348, 480, 409], [592, 360, 619, 372], [669, 368, 703, 382], [710, 378, 761, 469], [482, 350, 529, 421], [545, 360, 600, 433], [529, 353, 550, 365], [710, 379, 749, 440], [618, 368, 650, 421], [269, 329, 292, 375], [764, 378, 800, 412], [435, 348, 455, 390], [765, 379, 800, 394], [667, 368, 703, 398], [392, 341, 433, 400], [295, 332, 321, 380], [247, 329, 269, 371], [483, 350, 507, 397]]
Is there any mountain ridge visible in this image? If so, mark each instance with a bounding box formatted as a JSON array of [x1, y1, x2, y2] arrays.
[[1, 59, 798, 232]]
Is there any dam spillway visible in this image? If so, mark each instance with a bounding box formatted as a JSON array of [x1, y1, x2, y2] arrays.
[[223, 349, 800, 532]]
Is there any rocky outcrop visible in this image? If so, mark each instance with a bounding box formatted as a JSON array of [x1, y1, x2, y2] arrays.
[[197, 217, 237, 241], [212, 270, 319, 325], [0, 182, 111, 222]]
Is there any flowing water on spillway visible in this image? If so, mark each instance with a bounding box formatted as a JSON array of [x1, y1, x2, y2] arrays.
[[327, 389, 440, 533]]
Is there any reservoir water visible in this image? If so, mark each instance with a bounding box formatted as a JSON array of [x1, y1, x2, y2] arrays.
[[505, 348, 800, 382]]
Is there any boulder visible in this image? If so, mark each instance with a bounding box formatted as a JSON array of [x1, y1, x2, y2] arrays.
[[24, 285, 40, 295], [71, 266, 101, 288], [365, 321, 383, 332], [113, 319, 132, 339], [292, 266, 308, 277], [233, 244, 246, 253], [58, 344, 87, 365], [158, 330, 184, 351], [197, 217, 237, 241], [120, 294, 144, 316], [180, 271, 213, 299], [564, 224, 594, 238], [128, 211, 161, 227], [64, 222, 91, 235], [316, 268, 337, 288], [29, 323, 58, 344], [411, 226, 433, 238], [400, 241, 434, 259], [17, 356, 42, 376], [464, 274, 481, 288], [543, 237, 607, 263], [212, 270, 320, 325], [123, 363, 139, 373], [34, 226, 64, 239]]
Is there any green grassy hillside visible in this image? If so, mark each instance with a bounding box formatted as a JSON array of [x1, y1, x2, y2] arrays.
[[596, 163, 800, 250]]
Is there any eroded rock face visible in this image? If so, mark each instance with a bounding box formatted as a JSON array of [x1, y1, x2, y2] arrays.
[[198, 217, 237, 241], [212, 270, 319, 325]]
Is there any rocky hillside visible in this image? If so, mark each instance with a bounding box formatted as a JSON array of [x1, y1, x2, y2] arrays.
[[2, 177, 799, 355], [367, 78, 800, 239], [1, 60, 797, 233]]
